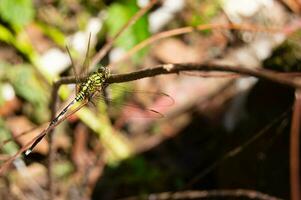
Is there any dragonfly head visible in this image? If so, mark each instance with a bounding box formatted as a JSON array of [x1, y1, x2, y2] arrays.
[[97, 65, 110, 79]]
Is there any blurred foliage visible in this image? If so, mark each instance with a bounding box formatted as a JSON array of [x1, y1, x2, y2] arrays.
[[54, 161, 74, 179], [106, 1, 150, 62], [0, 24, 14, 43], [188, 0, 221, 26], [264, 34, 301, 72], [0, 86, 4, 106], [0, 62, 49, 123], [0, 0, 34, 29], [0, 24, 38, 65], [37, 22, 66, 47], [116, 157, 162, 185], [0, 0, 297, 199], [0, 119, 19, 155], [100, 157, 165, 193]]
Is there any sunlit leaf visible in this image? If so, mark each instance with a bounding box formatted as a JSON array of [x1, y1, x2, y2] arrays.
[[0, 24, 14, 43], [106, 1, 150, 61], [0, 62, 50, 122], [0, 0, 35, 28]]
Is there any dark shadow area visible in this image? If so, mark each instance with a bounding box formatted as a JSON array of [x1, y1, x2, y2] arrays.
[[92, 80, 294, 199]]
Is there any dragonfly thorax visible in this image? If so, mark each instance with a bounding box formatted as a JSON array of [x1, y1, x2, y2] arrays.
[[75, 66, 109, 102]]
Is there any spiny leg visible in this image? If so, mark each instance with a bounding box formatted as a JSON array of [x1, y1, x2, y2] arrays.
[[101, 84, 110, 106]]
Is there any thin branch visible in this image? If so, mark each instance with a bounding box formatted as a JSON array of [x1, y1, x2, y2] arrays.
[[90, 0, 159, 68], [120, 189, 284, 200], [51, 63, 301, 89], [107, 63, 301, 88], [110, 23, 283, 67], [181, 71, 243, 78], [47, 80, 60, 199], [290, 89, 301, 200]]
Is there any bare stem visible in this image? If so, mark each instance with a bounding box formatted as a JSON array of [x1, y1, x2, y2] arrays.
[[120, 189, 284, 200], [107, 63, 301, 88], [290, 89, 301, 200], [50, 63, 301, 89], [47, 81, 60, 200], [110, 23, 283, 67]]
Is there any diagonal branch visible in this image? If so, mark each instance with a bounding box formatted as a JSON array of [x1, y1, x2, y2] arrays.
[[110, 23, 283, 66]]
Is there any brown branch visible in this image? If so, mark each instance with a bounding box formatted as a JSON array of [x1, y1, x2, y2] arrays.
[[120, 189, 284, 200], [107, 63, 301, 88], [46, 63, 301, 90], [90, 0, 159, 68], [290, 89, 301, 200]]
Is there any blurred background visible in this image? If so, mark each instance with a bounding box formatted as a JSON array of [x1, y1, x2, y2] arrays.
[[0, 0, 300, 199]]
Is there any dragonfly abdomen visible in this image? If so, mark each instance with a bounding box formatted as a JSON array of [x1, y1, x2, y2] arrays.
[[50, 99, 77, 126]]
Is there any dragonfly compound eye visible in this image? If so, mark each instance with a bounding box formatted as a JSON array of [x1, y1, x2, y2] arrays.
[[97, 65, 109, 76], [97, 65, 105, 72]]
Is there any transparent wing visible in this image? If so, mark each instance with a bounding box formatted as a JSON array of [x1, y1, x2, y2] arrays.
[[80, 33, 92, 75], [94, 83, 174, 118]]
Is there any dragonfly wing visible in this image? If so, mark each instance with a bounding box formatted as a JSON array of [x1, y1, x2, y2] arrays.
[[80, 33, 92, 75], [94, 83, 174, 118], [66, 45, 80, 94]]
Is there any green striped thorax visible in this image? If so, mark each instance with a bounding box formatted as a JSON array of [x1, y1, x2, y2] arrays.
[[75, 65, 110, 102]]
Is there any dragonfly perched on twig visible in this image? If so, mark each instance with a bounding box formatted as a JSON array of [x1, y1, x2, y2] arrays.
[[25, 35, 173, 155]]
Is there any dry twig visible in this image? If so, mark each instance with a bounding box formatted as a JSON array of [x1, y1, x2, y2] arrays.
[[290, 89, 301, 200], [120, 189, 284, 200]]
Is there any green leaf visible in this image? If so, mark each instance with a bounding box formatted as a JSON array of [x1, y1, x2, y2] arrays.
[[0, 118, 19, 155], [0, 24, 14, 43], [2, 63, 50, 122], [106, 1, 150, 61], [0, 25, 37, 64], [37, 22, 66, 46], [53, 161, 74, 178], [0, 0, 35, 28]]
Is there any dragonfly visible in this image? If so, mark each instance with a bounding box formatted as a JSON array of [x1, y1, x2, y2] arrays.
[[24, 35, 172, 155], [25, 67, 109, 155]]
